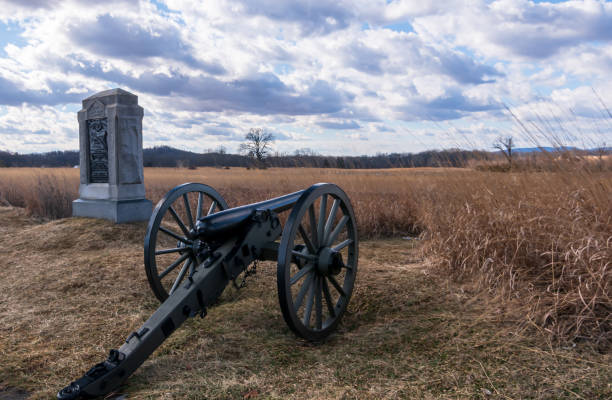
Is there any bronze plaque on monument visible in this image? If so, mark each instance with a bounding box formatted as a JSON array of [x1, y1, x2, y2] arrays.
[[88, 118, 109, 183]]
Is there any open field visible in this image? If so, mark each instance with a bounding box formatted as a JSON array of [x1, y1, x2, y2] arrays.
[[0, 166, 610, 398], [0, 166, 610, 344], [0, 167, 450, 237], [0, 207, 610, 399]]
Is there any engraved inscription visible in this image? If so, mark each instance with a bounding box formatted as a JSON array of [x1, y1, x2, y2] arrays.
[[88, 118, 109, 183]]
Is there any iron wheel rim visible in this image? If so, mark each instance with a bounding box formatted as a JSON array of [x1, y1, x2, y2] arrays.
[[144, 183, 228, 302], [277, 183, 358, 341]]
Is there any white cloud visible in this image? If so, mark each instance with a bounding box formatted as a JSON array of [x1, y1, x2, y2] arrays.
[[0, 0, 610, 154]]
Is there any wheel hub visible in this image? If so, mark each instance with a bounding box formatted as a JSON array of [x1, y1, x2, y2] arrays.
[[176, 240, 188, 254], [175, 238, 205, 256], [317, 247, 343, 276]]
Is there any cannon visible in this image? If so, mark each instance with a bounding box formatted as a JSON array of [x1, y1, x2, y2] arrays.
[[58, 182, 358, 399]]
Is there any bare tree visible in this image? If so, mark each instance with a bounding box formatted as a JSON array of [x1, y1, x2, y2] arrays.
[[240, 128, 274, 167], [595, 142, 607, 171], [494, 136, 514, 169]]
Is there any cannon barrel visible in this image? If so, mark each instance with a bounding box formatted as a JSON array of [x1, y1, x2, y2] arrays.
[[195, 189, 305, 240]]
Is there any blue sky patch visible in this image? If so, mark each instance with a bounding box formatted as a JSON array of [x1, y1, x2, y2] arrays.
[[0, 20, 26, 56], [274, 63, 294, 75], [383, 22, 414, 33]]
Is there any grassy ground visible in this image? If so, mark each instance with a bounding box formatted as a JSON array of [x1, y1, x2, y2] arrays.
[[0, 166, 459, 236], [1, 166, 609, 344], [0, 207, 609, 399]]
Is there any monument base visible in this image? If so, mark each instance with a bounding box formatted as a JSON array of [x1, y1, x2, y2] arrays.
[[72, 198, 152, 223]]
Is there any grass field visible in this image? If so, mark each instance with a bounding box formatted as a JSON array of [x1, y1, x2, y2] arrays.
[[0, 207, 609, 399], [0, 166, 609, 341], [0, 165, 610, 398], [0, 167, 446, 236]]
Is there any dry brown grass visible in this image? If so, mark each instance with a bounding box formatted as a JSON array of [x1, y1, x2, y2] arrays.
[[0, 165, 609, 347], [416, 170, 611, 347], [471, 149, 612, 173], [0, 167, 432, 238], [0, 169, 76, 218], [0, 207, 609, 399]]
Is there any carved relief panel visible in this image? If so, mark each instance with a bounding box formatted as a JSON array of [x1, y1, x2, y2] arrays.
[[88, 118, 109, 183]]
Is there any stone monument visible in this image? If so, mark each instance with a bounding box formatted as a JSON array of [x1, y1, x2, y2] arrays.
[[72, 88, 152, 223]]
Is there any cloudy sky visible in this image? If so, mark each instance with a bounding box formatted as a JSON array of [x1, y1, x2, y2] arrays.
[[0, 0, 610, 155]]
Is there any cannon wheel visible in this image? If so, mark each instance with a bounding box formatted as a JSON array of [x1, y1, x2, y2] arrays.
[[277, 183, 358, 341], [145, 183, 228, 302]]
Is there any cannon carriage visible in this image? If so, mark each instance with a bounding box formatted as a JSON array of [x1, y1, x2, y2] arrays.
[[58, 182, 358, 399]]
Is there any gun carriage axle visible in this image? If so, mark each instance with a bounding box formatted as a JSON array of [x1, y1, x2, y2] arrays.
[[58, 182, 358, 399]]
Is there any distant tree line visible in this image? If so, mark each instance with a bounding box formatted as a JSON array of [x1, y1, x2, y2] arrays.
[[0, 146, 496, 169], [266, 149, 493, 168], [0, 150, 80, 167], [1, 145, 607, 169]]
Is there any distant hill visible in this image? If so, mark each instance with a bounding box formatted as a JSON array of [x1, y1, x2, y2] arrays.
[[0, 146, 493, 169], [143, 146, 249, 168]]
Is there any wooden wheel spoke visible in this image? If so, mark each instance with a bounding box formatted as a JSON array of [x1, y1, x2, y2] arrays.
[[315, 275, 322, 330], [323, 199, 340, 245], [155, 247, 184, 256], [303, 275, 317, 326], [158, 252, 190, 279], [168, 206, 190, 237], [298, 224, 316, 254], [317, 194, 327, 246], [169, 258, 192, 295], [290, 264, 314, 285], [332, 238, 353, 252], [159, 226, 192, 244], [196, 192, 203, 220], [182, 193, 195, 230], [291, 250, 316, 262], [207, 201, 217, 216], [294, 272, 314, 311], [322, 277, 336, 318], [308, 204, 319, 248], [328, 275, 346, 298], [326, 215, 348, 247]]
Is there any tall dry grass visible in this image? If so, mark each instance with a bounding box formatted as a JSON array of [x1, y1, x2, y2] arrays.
[[0, 165, 609, 345], [0, 169, 76, 219], [0, 167, 431, 238], [416, 168, 611, 347]]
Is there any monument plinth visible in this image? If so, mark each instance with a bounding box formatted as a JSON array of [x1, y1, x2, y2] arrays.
[[72, 88, 152, 223]]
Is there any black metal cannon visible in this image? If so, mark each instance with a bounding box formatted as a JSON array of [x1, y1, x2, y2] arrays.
[[58, 182, 358, 399]]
